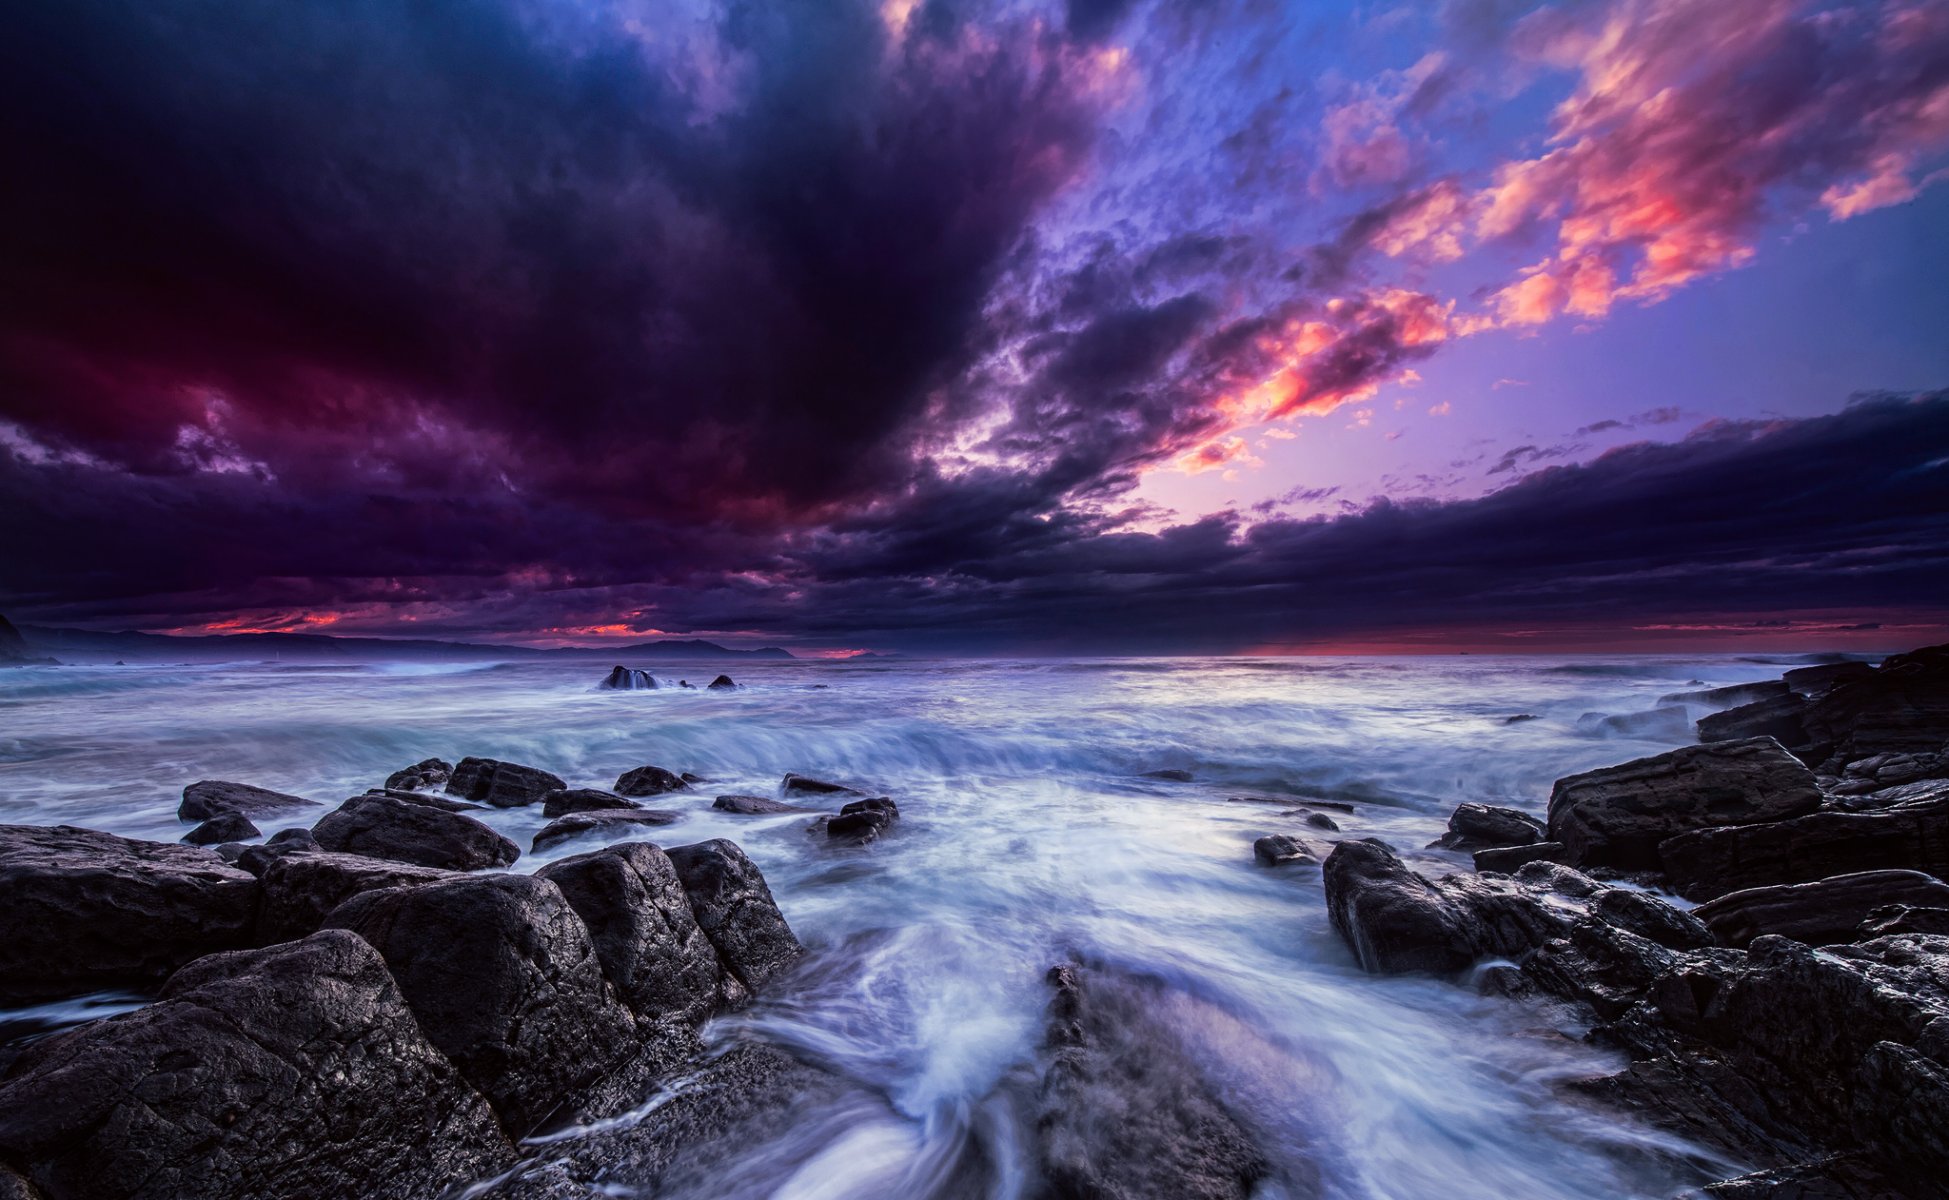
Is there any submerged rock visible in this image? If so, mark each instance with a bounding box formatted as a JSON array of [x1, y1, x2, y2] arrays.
[[665, 840, 802, 992], [780, 772, 867, 797], [614, 764, 690, 797], [179, 779, 319, 823], [713, 794, 816, 815], [446, 756, 566, 808], [706, 674, 736, 690], [1691, 870, 1949, 948], [1254, 834, 1325, 866], [383, 757, 453, 792], [541, 787, 641, 818], [1140, 768, 1195, 782], [312, 793, 521, 871], [825, 797, 899, 844], [324, 873, 641, 1137], [0, 931, 513, 1200], [181, 811, 259, 846], [600, 666, 657, 690], [531, 808, 683, 852], [0, 825, 259, 1002]]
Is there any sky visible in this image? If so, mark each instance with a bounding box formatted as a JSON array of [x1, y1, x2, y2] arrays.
[[1, 0, 1946, 655]]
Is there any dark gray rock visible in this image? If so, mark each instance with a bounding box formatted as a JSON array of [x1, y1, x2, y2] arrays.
[[179, 779, 319, 823], [1783, 662, 1877, 696], [1660, 680, 1792, 709], [780, 772, 866, 796], [1858, 904, 1949, 938], [1253, 833, 1325, 866], [1693, 870, 1949, 948], [1581, 706, 1694, 739], [1303, 811, 1340, 831], [1590, 887, 1715, 950], [1660, 794, 1949, 900], [541, 788, 641, 818], [1698, 693, 1814, 757], [1141, 768, 1195, 782], [1431, 802, 1545, 851], [364, 787, 484, 812], [181, 811, 259, 846], [0, 825, 259, 1002], [825, 797, 898, 844], [532, 809, 683, 852], [233, 827, 319, 877], [614, 764, 689, 797], [0, 931, 513, 1200], [1801, 644, 1949, 774], [257, 851, 453, 941], [712, 794, 816, 815], [536, 843, 735, 1023], [312, 793, 520, 871], [600, 666, 656, 690], [324, 873, 641, 1137], [1698, 1155, 1911, 1198], [1547, 738, 1823, 871], [665, 840, 802, 992], [1521, 916, 1686, 1020], [1472, 841, 1569, 873], [706, 674, 736, 690], [446, 757, 566, 808], [1037, 963, 1269, 1200], [383, 757, 453, 791]]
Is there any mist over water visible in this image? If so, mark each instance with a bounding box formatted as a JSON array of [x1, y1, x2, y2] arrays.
[[0, 654, 1818, 1197]]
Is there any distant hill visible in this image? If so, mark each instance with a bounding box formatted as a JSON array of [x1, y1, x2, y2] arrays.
[[0, 614, 60, 665], [10, 620, 796, 664]]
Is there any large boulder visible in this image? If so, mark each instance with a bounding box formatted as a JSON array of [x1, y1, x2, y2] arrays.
[[311, 793, 520, 871], [256, 851, 453, 942], [664, 840, 802, 992], [179, 780, 319, 823], [0, 825, 260, 1002], [541, 788, 640, 818], [383, 757, 453, 792], [1429, 803, 1545, 852], [536, 843, 734, 1023], [1660, 794, 1949, 900], [1802, 644, 1949, 773], [1697, 694, 1813, 757], [613, 765, 689, 797], [532, 809, 682, 853], [1692, 870, 1949, 949], [1547, 738, 1823, 871], [0, 931, 513, 1200], [324, 874, 640, 1136], [446, 757, 566, 808]]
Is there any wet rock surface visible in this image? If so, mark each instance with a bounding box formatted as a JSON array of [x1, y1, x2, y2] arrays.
[[665, 840, 803, 992], [1254, 833, 1325, 866], [713, 793, 816, 814], [180, 811, 258, 845], [614, 764, 690, 796], [532, 808, 683, 852], [1692, 870, 1949, 949], [178, 779, 318, 823], [384, 757, 453, 791], [825, 796, 899, 843], [541, 787, 641, 818], [781, 772, 868, 796], [256, 850, 453, 941], [447, 756, 567, 807], [312, 792, 521, 870], [1660, 794, 1949, 900], [1430, 802, 1545, 851], [600, 666, 657, 690]]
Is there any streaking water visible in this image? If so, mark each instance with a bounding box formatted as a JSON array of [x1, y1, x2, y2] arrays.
[[0, 654, 1817, 1196]]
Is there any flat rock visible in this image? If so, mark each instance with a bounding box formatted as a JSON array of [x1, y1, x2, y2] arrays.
[[324, 873, 641, 1137], [1473, 841, 1569, 872], [179, 779, 319, 823], [383, 757, 453, 791], [0, 825, 260, 1002], [181, 811, 259, 846], [363, 787, 485, 811], [1698, 693, 1813, 756], [713, 794, 815, 815], [257, 851, 453, 941], [614, 764, 689, 796], [1783, 661, 1877, 696], [1802, 644, 1949, 774], [1660, 794, 1949, 900], [1692, 870, 1949, 948], [1547, 738, 1823, 871], [664, 839, 802, 992], [313, 793, 520, 871], [0, 931, 513, 1200], [532, 808, 682, 852], [541, 787, 640, 818], [780, 772, 866, 796], [446, 757, 566, 808]]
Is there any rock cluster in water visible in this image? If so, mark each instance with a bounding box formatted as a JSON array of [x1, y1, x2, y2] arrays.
[[1307, 643, 1949, 1194]]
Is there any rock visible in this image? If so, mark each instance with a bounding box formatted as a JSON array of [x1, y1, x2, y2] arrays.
[[1581, 706, 1694, 739], [178, 780, 318, 823], [600, 666, 656, 690], [324, 874, 641, 1137], [181, 811, 259, 846], [383, 757, 453, 791], [0, 931, 513, 1200], [664, 840, 802, 992], [780, 772, 866, 796], [1831, 757, 1949, 797], [1698, 693, 1814, 756], [1801, 644, 1949, 774], [362, 787, 485, 812], [1303, 811, 1340, 831], [1547, 738, 1823, 871], [1660, 680, 1792, 709], [531, 809, 683, 852], [1521, 916, 1687, 1020], [1692, 870, 1949, 948], [312, 793, 520, 871], [541, 787, 640, 818], [1783, 661, 1878, 696], [706, 674, 736, 690], [233, 827, 320, 877], [1473, 841, 1569, 873], [1431, 802, 1545, 851], [0, 1164, 36, 1200], [1503, 713, 1538, 724], [257, 851, 453, 941], [1858, 904, 1949, 938], [446, 756, 566, 808], [1253, 834, 1323, 866], [712, 794, 815, 815], [614, 764, 689, 797], [1660, 794, 1949, 900], [0, 825, 259, 1002], [1699, 1155, 1912, 1197], [1037, 964, 1268, 1200], [1141, 768, 1194, 782], [535, 843, 734, 1023], [1590, 887, 1715, 950], [825, 797, 898, 844]]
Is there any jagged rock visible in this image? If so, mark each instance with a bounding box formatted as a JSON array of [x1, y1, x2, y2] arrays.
[[1522, 917, 1687, 1020], [706, 674, 736, 690], [780, 772, 866, 796], [600, 666, 657, 690], [178, 780, 319, 823], [1801, 644, 1949, 774], [531, 809, 682, 852], [383, 757, 453, 791], [541, 788, 640, 818], [1783, 662, 1877, 696], [1547, 738, 1823, 871], [712, 794, 815, 815], [1698, 693, 1813, 756], [614, 764, 689, 797], [1253, 834, 1324, 866], [0, 1163, 36, 1200], [312, 793, 520, 871], [1698, 1154, 1911, 1198], [1830, 753, 1949, 797], [324, 874, 641, 1137], [446, 757, 566, 808], [0, 931, 513, 1200], [1858, 904, 1949, 938], [536, 843, 735, 1023], [1581, 706, 1694, 739], [181, 811, 259, 846], [664, 840, 802, 992], [1037, 964, 1269, 1200], [1692, 871, 1949, 948], [1661, 680, 1792, 709], [0, 825, 259, 1002], [1660, 794, 1949, 900], [1140, 768, 1194, 782], [826, 797, 898, 844], [1473, 841, 1569, 873], [257, 851, 453, 941], [1430, 803, 1545, 851], [234, 827, 320, 877], [1590, 887, 1715, 949]]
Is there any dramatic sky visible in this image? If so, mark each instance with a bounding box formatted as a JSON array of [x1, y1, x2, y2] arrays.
[[2, 0, 1947, 654]]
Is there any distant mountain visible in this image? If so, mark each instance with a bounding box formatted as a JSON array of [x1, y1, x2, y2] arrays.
[[10, 620, 796, 664], [0, 614, 60, 665]]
